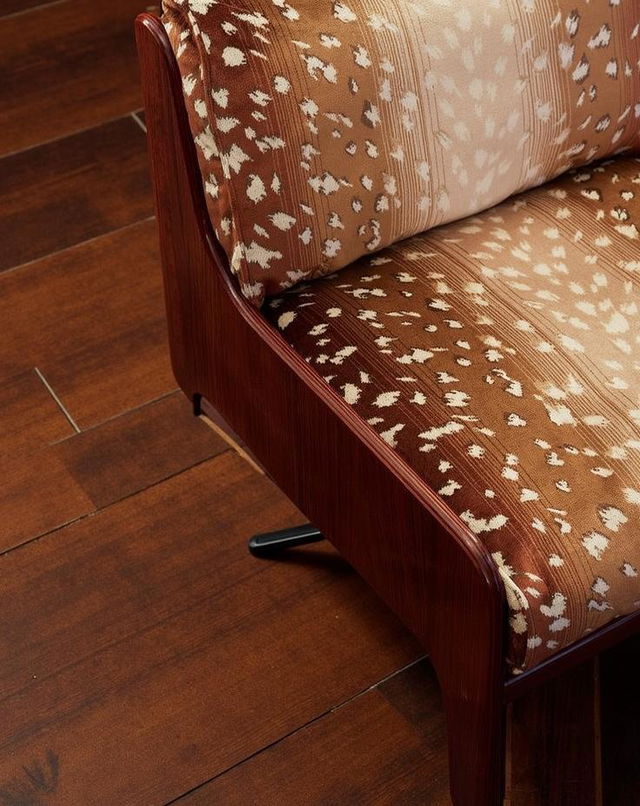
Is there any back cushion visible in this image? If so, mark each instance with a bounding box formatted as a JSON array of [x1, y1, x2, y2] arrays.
[[162, 0, 640, 305]]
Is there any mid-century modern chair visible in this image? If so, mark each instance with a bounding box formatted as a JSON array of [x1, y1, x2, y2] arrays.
[[136, 2, 640, 802]]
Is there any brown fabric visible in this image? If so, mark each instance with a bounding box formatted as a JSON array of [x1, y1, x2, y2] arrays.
[[163, 0, 640, 305], [265, 156, 640, 674]]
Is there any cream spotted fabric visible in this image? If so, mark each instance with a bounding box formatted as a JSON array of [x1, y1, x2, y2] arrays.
[[265, 156, 640, 674], [163, 0, 640, 304]]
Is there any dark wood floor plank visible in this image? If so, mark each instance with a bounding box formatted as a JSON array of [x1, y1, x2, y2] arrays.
[[0, 116, 153, 271], [57, 391, 225, 508], [0, 0, 159, 155], [0, 455, 419, 805], [601, 635, 640, 805], [378, 659, 450, 799], [0, 219, 174, 427], [0, 0, 65, 20], [0, 369, 74, 456], [181, 659, 449, 805], [0, 392, 225, 553], [0, 449, 95, 552]]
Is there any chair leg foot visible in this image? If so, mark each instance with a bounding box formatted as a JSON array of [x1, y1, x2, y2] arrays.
[[248, 524, 324, 557], [443, 691, 506, 806]]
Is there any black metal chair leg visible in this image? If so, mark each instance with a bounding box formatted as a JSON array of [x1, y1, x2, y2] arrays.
[[248, 524, 324, 557]]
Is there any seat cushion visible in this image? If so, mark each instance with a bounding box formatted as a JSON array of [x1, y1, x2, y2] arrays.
[[265, 155, 640, 674], [163, 0, 640, 305]]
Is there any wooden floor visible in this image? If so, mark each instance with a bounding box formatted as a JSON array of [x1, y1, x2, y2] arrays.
[[0, 2, 638, 804]]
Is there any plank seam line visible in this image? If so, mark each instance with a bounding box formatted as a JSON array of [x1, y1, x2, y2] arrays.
[[49, 389, 179, 446], [0, 451, 231, 560], [0, 216, 156, 277], [131, 112, 148, 133], [0, 110, 148, 160], [162, 655, 428, 805], [34, 367, 81, 433], [0, 0, 66, 22]]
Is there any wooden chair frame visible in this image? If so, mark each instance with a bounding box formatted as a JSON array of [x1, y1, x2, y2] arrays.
[[135, 14, 640, 804]]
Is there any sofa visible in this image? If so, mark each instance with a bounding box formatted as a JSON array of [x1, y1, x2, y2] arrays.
[[135, 2, 640, 802]]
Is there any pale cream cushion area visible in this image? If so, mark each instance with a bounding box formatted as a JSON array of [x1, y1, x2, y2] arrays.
[[163, 0, 640, 304]]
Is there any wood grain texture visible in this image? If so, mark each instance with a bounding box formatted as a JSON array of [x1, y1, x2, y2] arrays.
[[0, 0, 158, 155], [0, 448, 94, 552], [507, 660, 600, 806], [180, 660, 450, 806], [0, 454, 420, 806], [0, 369, 74, 456], [0, 116, 153, 271], [56, 391, 225, 507], [0, 0, 65, 20], [601, 635, 640, 805], [376, 660, 451, 803], [137, 16, 506, 805], [0, 219, 174, 427], [0, 392, 225, 553]]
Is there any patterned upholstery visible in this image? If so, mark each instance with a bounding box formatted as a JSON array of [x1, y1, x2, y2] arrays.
[[264, 156, 640, 674], [163, 0, 640, 305]]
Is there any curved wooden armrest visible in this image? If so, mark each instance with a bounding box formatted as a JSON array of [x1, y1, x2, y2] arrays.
[[136, 13, 505, 804]]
